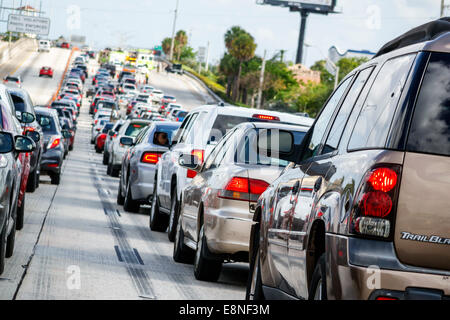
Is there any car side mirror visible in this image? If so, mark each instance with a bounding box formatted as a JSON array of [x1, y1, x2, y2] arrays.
[[62, 130, 72, 139], [178, 153, 201, 172], [14, 135, 36, 153], [0, 131, 14, 153], [108, 130, 115, 137], [38, 115, 50, 127], [25, 130, 41, 143], [120, 137, 134, 146], [17, 111, 35, 124]]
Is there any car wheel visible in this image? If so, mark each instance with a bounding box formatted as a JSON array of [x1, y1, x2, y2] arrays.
[[117, 177, 125, 205], [111, 165, 120, 178], [123, 178, 139, 213], [95, 145, 101, 153], [193, 225, 222, 282], [167, 192, 179, 242], [107, 162, 112, 176], [103, 151, 109, 165], [16, 194, 25, 231], [69, 144, 74, 151], [27, 167, 38, 193], [0, 222, 6, 275], [51, 172, 61, 185], [5, 203, 17, 258], [173, 212, 194, 263], [309, 253, 327, 300], [149, 183, 168, 231], [246, 226, 265, 300]]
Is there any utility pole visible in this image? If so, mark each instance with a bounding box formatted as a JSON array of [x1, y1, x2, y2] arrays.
[[205, 41, 210, 72], [296, 10, 309, 64], [169, 0, 179, 61], [257, 50, 267, 109]]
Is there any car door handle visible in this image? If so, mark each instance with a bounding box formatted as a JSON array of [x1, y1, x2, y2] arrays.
[[292, 181, 300, 195], [314, 177, 323, 192]]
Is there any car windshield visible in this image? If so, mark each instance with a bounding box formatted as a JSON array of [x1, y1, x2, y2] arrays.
[[97, 102, 115, 109], [5, 76, 19, 82], [151, 125, 180, 145], [102, 123, 114, 133]]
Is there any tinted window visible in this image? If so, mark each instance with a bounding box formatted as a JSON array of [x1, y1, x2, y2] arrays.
[[348, 54, 416, 150], [407, 52, 450, 156], [11, 94, 27, 112], [36, 114, 57, 133], [300, 76, 353, 161], [125, 123, 147, 137], [322, 67, 374, 155], [209, 115, 253, 143]]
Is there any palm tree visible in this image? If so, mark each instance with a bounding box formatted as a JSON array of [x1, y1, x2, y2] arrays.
[[224, 26, 246, 51], [229, 33, 257, 102], [175, 30, 188, 61], [219, 53, 239, 98], [162, 37, 172, 55]]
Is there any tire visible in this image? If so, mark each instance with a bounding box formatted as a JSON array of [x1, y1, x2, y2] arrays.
[[0, 222, 7, 275], [27, 167, 38, 193], [16, 194, 25, 231], [69, 144, 74, 151], [111, 165, 120, 178], [123, 177, 140, 213], [103, 151, 109, 165], [51, 172, 61, 185], [117, 178, 125, 205], [308, 253, 327, 300], [193, 225, 222, 282], [173, 213, 194, 263], [95, 146, 101, 153], [246, 226, 265, 300], [107, 162, 112, 176], [167, 193, 179, 242], [149, 184, 168, 231], [5, 203, 17, 258]]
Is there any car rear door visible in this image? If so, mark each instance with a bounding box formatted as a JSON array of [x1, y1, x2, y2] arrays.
[[395, 52, 450, 271]]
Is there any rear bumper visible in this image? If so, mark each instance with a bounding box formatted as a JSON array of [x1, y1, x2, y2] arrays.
[[130, 163, 156, 201], [40, 150, 63, 175], [326, 234, 450, 300], [204, 204, 252, 257]]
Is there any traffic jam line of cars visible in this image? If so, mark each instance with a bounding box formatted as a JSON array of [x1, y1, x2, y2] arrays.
[[0, 54, 78, 275], [1, 19, 449, 301], [92, 20, 450, 301]]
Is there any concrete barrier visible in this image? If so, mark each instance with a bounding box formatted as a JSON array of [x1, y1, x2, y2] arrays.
[[0, 38, 36, 66]]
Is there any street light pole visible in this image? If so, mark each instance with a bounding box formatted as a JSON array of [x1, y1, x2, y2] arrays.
[[296, 10, 309, 64], [169, 0, 179, 61], [257, 50, 267, 109]]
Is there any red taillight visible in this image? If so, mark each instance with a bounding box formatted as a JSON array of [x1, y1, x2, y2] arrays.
[[94, 120, 98, 125], [48, 163, 59, 168], [141, 152, 161, 164], [187, 149, 204, 178], [252, 114, 280, 121], [376, 297, 398, 300], [218, 177, 269, 202], [350, 166, 401, 239], [176, 117, 179, 121], [368, 168, 397, 193], [48, 138, 60, 149]]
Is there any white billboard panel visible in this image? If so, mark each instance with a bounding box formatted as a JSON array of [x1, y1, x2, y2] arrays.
[[7, 14, 50, 36]]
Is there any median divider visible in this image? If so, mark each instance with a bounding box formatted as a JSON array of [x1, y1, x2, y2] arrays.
[[47, 47, 77, 106]]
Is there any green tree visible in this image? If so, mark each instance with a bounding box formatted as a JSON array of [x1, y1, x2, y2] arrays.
[[180, 46, 196, 62], [162, 37, 172, 55], [224, 26, 247, 51], [219, 53, 239, 98], [175, 30, 188, 61], [228, 32, 257, 101]]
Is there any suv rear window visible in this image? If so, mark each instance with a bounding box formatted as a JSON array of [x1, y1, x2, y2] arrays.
[[406, 52, 450, 156], [211, 115, 252, 141], [348, 54, 416, 150]]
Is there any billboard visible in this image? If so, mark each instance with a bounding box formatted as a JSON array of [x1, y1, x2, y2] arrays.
[[257, 0, 336, 12], [7, 14, 50, 36]]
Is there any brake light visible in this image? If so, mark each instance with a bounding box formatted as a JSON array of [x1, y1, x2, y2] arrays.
[[95, 120, 98, 125], [350, 165, 401, 239], [376, 297, 398, 300], [252, 114, 280, 121], [48, 137, 61, 149], [218, 177, 269, 202], [176, 118, 179, 121], [186, 149, 204, 178], [141, 152, 161, 164]]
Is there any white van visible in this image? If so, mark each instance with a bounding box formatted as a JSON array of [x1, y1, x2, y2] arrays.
[[38, 40, 51, 52]]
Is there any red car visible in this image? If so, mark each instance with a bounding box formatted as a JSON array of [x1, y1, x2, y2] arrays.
[[61, 42, 70, 49], [39, 67, 53, 78], [95, 133, 107, 153]]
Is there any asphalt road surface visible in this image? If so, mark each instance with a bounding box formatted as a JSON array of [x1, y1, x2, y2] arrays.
[[0, 50, 248, 300]]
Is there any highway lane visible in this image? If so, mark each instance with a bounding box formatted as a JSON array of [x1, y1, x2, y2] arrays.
[[0, 52, 248, 300]]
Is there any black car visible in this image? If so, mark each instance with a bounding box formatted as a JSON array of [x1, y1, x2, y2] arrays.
[[35, 107, 71, 185], [8, 88, 44, 193]]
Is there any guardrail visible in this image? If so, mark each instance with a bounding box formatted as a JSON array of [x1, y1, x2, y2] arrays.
[[159, 58, 225, 105], [0, 38, 36, 66]]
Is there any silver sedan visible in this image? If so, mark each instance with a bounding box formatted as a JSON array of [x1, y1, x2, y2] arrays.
[[117, 121, 181, 212]]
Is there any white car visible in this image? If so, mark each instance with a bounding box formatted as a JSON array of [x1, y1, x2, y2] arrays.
[[38, 40, 51, 52], [151, 89, 164, 102], [123, 83, 138, 94], [140, 85, 154, 94]]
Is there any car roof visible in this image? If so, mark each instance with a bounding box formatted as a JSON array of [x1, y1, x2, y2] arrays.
[[189, 104, 314, 127], [248, 121, 311, 132]]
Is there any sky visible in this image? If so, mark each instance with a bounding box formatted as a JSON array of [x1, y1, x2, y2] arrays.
[[0, 0, 440, 67]]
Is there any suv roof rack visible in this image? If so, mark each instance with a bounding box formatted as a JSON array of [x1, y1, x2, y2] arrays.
[[374, 17, 450, 58]]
